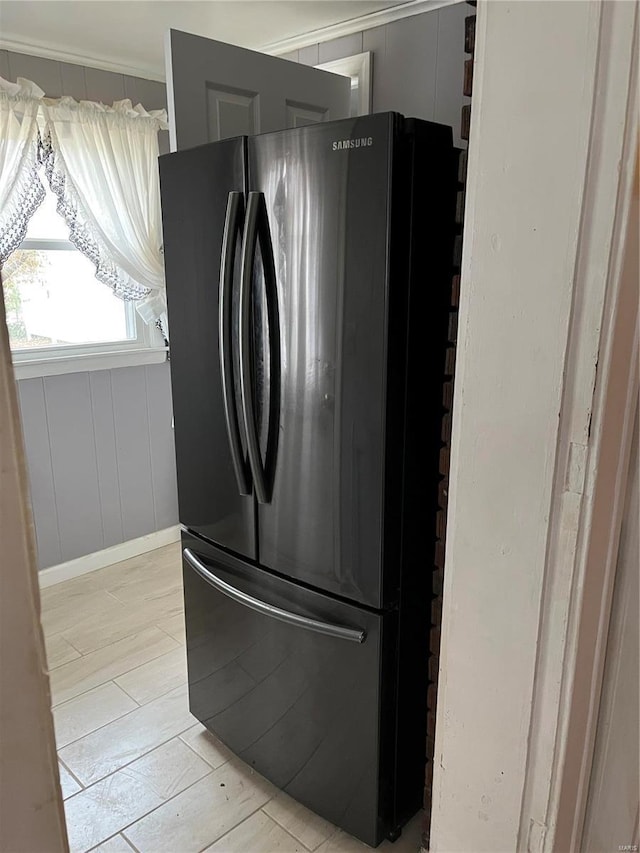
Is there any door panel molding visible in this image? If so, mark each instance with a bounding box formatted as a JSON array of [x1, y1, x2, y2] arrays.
[[207, 84, 258, 139], [165, 29, 350, 150]]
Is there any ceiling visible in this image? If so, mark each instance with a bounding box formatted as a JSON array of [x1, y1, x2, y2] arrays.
[[0, 1, 407, 79]]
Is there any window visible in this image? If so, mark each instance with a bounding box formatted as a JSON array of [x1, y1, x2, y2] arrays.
[[3, 183, 166, 379], [1, 78, 167, 378]]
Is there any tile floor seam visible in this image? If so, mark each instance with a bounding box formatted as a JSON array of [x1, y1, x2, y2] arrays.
[[259, 806, 322, 852], [52, 626, 176, 665], [62, 725, 193, 791], [112, 680, 144, 707], [178, 733, 231, 770], [85, 831, 137, 853], [153, 622, 183, 642], [45, 633, 86, 668], [105, 577, 180, 599], [67, 759, 215, 851], [104, 588, 129, 604], [53, 682, 142, 749], [193, 799, 273, 853], [58, 755, 85, 790], [90, 710, 202, 778], [50, 635, 182, 708], [116, 766, 222, 851], [61, 609, 182, 658], [61, 634, 88, 657]]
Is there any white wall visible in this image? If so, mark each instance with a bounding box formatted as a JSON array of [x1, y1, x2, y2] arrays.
[[430, 1, 638, 851]]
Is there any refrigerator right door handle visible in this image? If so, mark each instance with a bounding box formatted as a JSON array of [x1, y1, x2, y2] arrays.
[[183, 548, 367, 644], [239, 192, 270, 503], [219, 191, 251, 496]]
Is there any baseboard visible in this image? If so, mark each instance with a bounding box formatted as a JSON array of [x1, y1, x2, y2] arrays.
[[38, 525, 181, 589]]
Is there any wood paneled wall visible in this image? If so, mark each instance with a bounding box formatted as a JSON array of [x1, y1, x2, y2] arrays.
[[18, 365, 178, 569]]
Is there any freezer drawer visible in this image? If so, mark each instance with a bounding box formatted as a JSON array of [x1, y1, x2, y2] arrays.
[[181, 531, 399, 847]]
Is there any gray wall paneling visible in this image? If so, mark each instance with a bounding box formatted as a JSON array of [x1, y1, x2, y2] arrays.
[[286, 4, 468, 147], [110, 366, 157, 542], [17, 364, 176, 571], [0, 50, 10, 79], [43, 373, 103, 563], [17, 380, 62, 567], [83, 66, 126, 102], [279, 50, 300, 63], [298, 45, 318, 66], [123, 75, 167, 111], [145, 365, 179, 531], [379, 13, 439, 118], [318, 33, 363, 63], [362, 26, 386, 111], [6, 52, 64, 96], [59, 62, 88, 100], [89, 370, 125, 549], [4, 50, 178, 569]]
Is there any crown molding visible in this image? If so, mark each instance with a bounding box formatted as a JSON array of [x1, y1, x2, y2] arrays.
[[0, 35, 166, 82], [0, 0, 460, 83], [262, 0, 460, 55]]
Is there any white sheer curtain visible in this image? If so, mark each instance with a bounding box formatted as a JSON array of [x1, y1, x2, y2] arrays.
[[0, 77, 45, 265], [41, 97, 169, 332]]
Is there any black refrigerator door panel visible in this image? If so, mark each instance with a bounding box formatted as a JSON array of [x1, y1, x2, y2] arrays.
[[159, 140, 257, 559], [181, 531, 398, 848], [247, 114, 397, 609]]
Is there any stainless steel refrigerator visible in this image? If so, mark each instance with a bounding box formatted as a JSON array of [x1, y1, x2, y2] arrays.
[[159, 112, 457, 847]]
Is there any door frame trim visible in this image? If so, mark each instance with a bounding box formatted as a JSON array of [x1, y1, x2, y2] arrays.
[[541, 8, 639, 845]]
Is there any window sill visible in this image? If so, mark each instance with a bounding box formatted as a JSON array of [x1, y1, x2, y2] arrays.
[[12, 346, 168, 380]]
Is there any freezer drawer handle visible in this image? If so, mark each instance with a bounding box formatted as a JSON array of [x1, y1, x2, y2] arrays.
[[183, 548, 366, 644], [219, 191, 251, 496]]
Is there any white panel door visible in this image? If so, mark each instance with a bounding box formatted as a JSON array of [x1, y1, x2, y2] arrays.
[[165, 29, 351, 150]]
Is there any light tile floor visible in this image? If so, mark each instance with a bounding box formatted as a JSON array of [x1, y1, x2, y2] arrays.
[[41, 543, 424, 853]]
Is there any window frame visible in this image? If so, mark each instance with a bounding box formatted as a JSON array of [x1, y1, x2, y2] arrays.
[[6, 204, 167, 380]]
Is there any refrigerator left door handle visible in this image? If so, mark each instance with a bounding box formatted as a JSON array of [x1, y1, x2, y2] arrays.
[[183, 548, 367, 643], [219, 191, 251, 496]]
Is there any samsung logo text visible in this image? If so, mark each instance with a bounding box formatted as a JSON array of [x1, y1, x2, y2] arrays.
[[331, 137, 373, 151]]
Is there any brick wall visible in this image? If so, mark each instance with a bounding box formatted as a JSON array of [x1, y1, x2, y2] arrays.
[[421, 4, 476, 849]]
